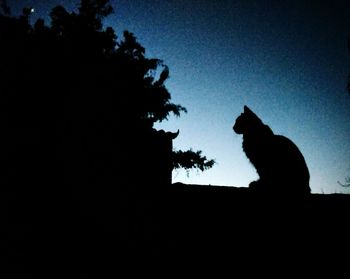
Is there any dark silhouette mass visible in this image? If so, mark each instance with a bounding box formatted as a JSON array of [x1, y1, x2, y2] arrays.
[[233, 105, 311, 195], [0, 0, 214, 194], [1, 1, 350, 277], [0, 0, 215, 276]]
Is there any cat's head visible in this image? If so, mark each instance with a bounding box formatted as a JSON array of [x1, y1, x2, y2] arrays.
[[233, 105, 263, 134]]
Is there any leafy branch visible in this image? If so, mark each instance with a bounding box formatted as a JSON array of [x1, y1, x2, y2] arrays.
[[172, 149, 215, 172], [338, 176, 350, 187]]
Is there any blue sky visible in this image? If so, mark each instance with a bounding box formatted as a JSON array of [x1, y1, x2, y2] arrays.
[[10, 0, 350, 193]]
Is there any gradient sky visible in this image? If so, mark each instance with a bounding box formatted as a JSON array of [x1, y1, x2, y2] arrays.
[[9, 0, 350, 193]]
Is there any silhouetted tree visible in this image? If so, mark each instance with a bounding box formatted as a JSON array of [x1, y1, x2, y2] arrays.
[[338, 176, 350, 187], [0, 0, 215, 192], [0, 0, 10, 15], [173, 149, 215, 172]]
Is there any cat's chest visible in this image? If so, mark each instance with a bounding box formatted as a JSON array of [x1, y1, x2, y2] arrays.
[[242, 137, 273, 158], [243, 136, 267, 149]]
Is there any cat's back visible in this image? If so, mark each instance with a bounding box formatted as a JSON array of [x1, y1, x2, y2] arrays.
[[272, 134, 310, 183], [272, 134, 306, 162]]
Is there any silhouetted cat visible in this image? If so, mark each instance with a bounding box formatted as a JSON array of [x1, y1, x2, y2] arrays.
[[233, 106, 311, 194]]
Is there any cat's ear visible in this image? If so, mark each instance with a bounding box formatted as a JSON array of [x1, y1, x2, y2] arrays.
[[244, 105, 252, 114], [243, 105, 261, 122]]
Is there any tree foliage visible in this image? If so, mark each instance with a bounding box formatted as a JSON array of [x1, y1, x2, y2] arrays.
[[338, 176, 350, 187], [0, 0, 10, 15], [173, 149, 215, 172], [0, 0, 214, 182]]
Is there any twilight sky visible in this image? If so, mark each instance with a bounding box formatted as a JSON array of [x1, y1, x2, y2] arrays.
[[9, 0, 350, 193]]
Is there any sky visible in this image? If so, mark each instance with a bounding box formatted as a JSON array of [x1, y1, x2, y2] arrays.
[[8, 0, 350, 194]]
